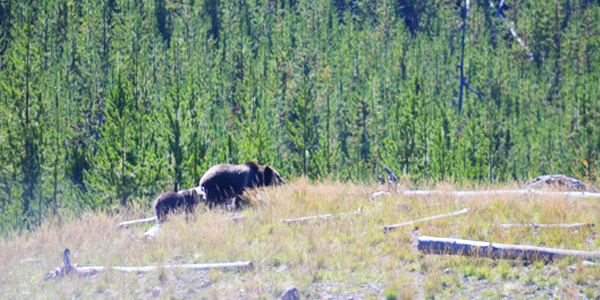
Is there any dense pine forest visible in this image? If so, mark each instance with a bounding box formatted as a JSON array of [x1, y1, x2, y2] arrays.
[[0, 0, 599, 231]]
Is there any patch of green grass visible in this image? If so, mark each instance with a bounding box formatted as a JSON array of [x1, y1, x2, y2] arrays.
[[495, 261, 511, 280], [475, 265, 492, 281], [423, 271, 442, 297], [583, 289, 595, 299], [462, 264, 476, 278], [481, 288, 500, 298], [383, 285, 399, 300]]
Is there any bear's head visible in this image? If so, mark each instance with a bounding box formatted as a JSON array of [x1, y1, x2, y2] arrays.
[[179, 187, 205, 205], [264, 166, 285, 186]]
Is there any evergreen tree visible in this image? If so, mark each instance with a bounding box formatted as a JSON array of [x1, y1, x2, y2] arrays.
[[236, 64, 274, 165], [1, 6, 47, 227], [154, 0, 172, 45], [85, 73, 144, 208], [285, 53, 320, 178], [160, 74, 187, 192]]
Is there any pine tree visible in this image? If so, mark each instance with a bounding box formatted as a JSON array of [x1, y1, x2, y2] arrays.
[[285, 53, 320, 178], [85, 72, 144, 208], [381, 74, 421, 176], [0, 0, 14, 58], [236, 64, 273, 165], [1, 6, 47, 226], [154, 0, 172, 45], [573, 82, 600, 181], [160, 73, 187, 192]]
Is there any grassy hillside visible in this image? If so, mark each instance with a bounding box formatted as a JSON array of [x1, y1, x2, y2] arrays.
[[2, 181, 600, 299]]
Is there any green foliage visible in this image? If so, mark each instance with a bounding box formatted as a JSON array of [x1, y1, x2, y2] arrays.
[[285, 52, 320, 179], [154, 0, 172, 44], [85, 72, 155, 208], [1, 6, 46, 228], [0, 0, 600, 231]]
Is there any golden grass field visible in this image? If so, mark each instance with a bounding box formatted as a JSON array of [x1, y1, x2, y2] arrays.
[[1, 179, 600, 299]]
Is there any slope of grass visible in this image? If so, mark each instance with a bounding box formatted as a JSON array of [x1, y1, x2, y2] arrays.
[[2, 180, 600, 299]]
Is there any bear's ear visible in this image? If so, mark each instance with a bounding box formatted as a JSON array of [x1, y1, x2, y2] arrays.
[[264, 166, 274, 185], [191, 188, 202, 204]]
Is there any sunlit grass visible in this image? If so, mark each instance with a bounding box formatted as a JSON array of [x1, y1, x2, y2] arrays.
[[1, 179, 599, 298]]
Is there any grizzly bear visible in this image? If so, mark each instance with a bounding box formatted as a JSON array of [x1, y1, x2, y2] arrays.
[[153, 188, 204, 223], [199, 162, 285, 208]]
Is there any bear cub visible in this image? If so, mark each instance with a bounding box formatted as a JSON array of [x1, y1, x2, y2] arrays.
[[153, 188, 204, 223], [199, 161, 285, 208]]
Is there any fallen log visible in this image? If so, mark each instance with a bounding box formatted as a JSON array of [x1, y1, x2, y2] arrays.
[[417, 235, 600, 262], [371, 191, 391, 198], [144, 224, 162, 240], [401, 189, 600, 198], [282, 208, 363, 224], [119, 213, 245, 230], [383, 208, 470, 232], [228, 215, 247, 222], [115, 261, 253, 272], [372, 189, 600, 199], [500, 223, 594, 230], [69, 261, 253, 274], [117, 216, 157, 229], [383, 166, 400, 191]]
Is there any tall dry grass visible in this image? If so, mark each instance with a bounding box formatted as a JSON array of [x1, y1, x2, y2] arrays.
[[1, 179, 599, 299]]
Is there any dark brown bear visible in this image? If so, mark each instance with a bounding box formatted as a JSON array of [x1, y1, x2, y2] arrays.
[[153, 188, 204, 223], [199, 162, 285, 208]]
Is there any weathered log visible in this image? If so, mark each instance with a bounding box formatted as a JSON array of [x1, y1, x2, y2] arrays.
[[115, 261, 253, 272], [119, 213, 245, 230], [500, 223, 594, 230], [372, 189, 600, 199], [372, 191, 391, 198], [417, 235, 600, 262], [401, 189, 600, 198], [229, 215, 247, 222], [383, 208, 470, 232], [282, 212, 346, 223], [74, 261, 254, 273], [282, 208, 363, 224], [144, 224, 162, 240], [44, 249, 99, 280], [117, 216, 157, 229], [383, 165, 398, 187], [526, 189, 600, 198]]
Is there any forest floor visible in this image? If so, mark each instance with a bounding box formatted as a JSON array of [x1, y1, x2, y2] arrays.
[[1, 179, 600, 299]]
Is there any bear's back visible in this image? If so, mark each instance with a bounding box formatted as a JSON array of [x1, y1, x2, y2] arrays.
[[153, 192, 185, 222], [200, 163, 253, 187]]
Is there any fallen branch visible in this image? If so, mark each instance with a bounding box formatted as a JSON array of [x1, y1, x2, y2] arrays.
[[68, 261, 253, 274], [383, 208, 470, 232], [500, 223, 594, 230], [372, 191, 391, 198], [372, 189, 600, 199], [44, 249, 78, 280], [259, 247, 281, 265], [228, 215, 247, 222], [399, 189, 600, 198], [417, 235, 600, 262], [383, 166, 399, 191], [282, 208, 363, 224], [117, 216, 157, 229]]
